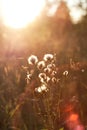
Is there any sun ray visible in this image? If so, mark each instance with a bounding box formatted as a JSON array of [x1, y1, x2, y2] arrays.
[[1, 0, 45, 29]]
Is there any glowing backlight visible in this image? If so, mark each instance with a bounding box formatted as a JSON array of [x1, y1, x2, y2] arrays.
[[1, 0, 45, 29]]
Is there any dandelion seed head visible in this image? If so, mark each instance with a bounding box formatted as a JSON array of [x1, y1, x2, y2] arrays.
[[38, 73, 47, 80], [63, 70, 68, 76], [46, 76, 50, 82], [37, 61, 45, 70], [27, 74, 32, 80], [51, 71, 57, 76], [35, 87, 42, 93], [47, 64, 55, 69], [43, 54, 54, 62], [35, 84, 47, 93], [52, 77, 57, 83], [41, 84, 47, 91], [40, 78, 45, 83], [44, 67, 52, 74], [28, 55, 38, 65]]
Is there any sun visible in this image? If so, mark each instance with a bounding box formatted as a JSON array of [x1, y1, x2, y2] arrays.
[[1, 0, 45, 29]]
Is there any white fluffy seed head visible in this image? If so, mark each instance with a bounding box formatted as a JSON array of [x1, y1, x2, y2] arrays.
[[43, 54, 54, 62], [37, 61, 45, 70], [28, 55, 38, 65]]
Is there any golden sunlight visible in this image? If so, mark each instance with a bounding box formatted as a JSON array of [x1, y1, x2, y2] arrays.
[[1, 0, 45, 29]]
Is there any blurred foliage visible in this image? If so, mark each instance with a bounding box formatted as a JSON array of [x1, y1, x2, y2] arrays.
[[0, 55, 87, 130]]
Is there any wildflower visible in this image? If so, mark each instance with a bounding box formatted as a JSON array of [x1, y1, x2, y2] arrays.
[[37, 61, 45, 70], [28, 55, 38, 65], [35, 87, 42, 93], [47, 64, 55, 69], [51, 71, 57, 76], [38, 73, 47, 80], [27, 74, 32, 80], [35, 84, 48, 93], [43, 54, 54, 62], [44, 67, 52, 74], [52, 77, 57, 83], [41, 84, 47, 91], [63, 70, 68, 76], [46, 76, 50, 82]]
